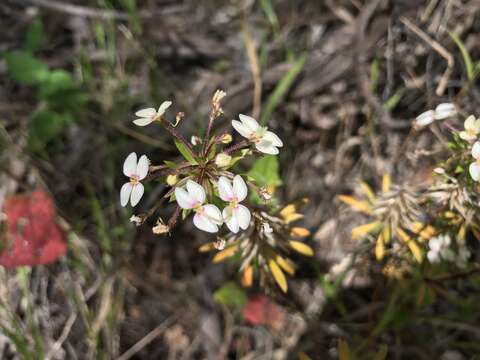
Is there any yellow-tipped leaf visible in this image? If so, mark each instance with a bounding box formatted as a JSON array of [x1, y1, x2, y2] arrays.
[[289, 241, 314, 256], [268, 259, 288, 292]]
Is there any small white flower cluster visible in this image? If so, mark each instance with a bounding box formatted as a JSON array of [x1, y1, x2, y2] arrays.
[[120, 100, 283, 235], [414, 103, 456, 128], [175, 175, 251, 233], [427, 234, 470, 268]]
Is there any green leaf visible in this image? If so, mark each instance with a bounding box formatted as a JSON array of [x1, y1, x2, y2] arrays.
[[448, 30, 475, 82], [247, 155, 282, 188], [174, 140, 197, 164], [38, 69, 88, 109], [5, 51, 49, 85], [260, 54, 306, 125], [24, 18, 47, 52], [213, 282, 247, 308], [28, 110, 73, 151], [164, 160, 178, 169]]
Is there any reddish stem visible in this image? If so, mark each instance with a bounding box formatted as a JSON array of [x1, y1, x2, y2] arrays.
[[224, 140, 249, 155]]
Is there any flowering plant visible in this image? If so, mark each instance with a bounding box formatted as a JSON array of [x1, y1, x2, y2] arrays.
[[120, 91, 313, 292]]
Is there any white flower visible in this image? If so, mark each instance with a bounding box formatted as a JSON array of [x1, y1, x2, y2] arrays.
[[414, 103, 456, 128], [218, 175, 251, 233], [129, 215, 143, 226], [427, 235, 454, 263], [121, 152, 149, 207], [459, 115, 480, 141], [133, 101, 172, 126], [469, 142, 480, 181], [175, 180, 222, 233], [232, 114, 283, 155]]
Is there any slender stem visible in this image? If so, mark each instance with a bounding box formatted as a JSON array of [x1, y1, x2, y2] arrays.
[[161, 120, 196, 157], [224, 140, 250, 155], [202, 112, 216, 156], [167, 206, 182, 228]]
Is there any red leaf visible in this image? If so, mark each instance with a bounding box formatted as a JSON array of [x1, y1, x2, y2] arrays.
[[0, 190, 67, 267], [242, 295, 285, 329]]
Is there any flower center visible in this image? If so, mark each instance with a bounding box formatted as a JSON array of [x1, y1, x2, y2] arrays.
[[130, 175, 140, 185], [467, 128, 477, 136], [194, 203, 203, 213]]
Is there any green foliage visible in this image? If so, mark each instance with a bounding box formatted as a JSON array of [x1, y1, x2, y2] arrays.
[[24, 18, 47, 53], [213, 282, 247, 308], [247, 155, 282, 188], [449, 30, 480, 83], [174, 140, 198, 164], [5, 51, 49, 85], [3, 18, 88, 154], [260, 54, 306, 125]]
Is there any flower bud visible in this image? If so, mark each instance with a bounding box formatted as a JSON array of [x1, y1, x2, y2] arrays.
[[153, 220, 170, 235], [215, 153, 232, 168], [129, 215, 143, 226], [191, 135, 202, 146], [167, 174, 178, 186], [220, 133, 232, 144], [259, 187, 272, 200]]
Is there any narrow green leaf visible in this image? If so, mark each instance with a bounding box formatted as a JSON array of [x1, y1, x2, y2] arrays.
[[260, 54, 306, 125], [174, 140, 197, 164], [448, 30, 474, 82], [24, 18, 47, 52]]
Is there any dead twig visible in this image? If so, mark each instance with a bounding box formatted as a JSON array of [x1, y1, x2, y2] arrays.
[[400, 16, 454, 96]]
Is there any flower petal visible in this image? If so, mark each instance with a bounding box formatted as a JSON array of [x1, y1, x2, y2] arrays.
[[158, 101, 172, 115], [218, 176, 234, 201], [465, 115, 476, 130], [202, 204, 223, 225], [136, 155, 150, 180], [175, 187, 195, 209], [472, 142, 480, 159], [415, 110, 435, 127], [223, 206, 239, 233], [255, 140, 279, 155], [469, 162, 480, 181], [234, 204, 251, 230], [186, 180, 206, 204], [263, 131, 283, 147], [193, 213, 218, 233], [233, 175, 248, 202], [232, 120, 254, 138], [133, 118, 154, 126], [135, 108, 156, 118], [238, 114, 259, 132], [130, 183, 144, 207], [120, 183, 133, 207], [459, 131, 474, 141], [434, 103, 456, 120], [123, 152, 137, 177]]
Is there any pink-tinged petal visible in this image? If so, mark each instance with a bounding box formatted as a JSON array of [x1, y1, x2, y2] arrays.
[[218, 176, 234, 201], [469, 162, 480, 181], [255, 140, 279, 155], [130, 183, 144, 207], [193, 213, 218, 233], [472, 142, 480, 159], [123, 152, 137, 177], [415, 110, 435, 127], [233, 175, 248, 202], [175, 187, 195, 209], [136, 155, 150, 180], [232, 120, 254, 139], [120, 183, 133, 207], [158, 101, 172, 115], [235, 204, 251, 230], [133, 118, 154, 126], [239, 114, 260, 132], [186, 180, 206, 204], [202, 204, 223, 225], [263, 131, 283, 147], [223, 207, 239, 233], [135, 108, 156, 118]]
